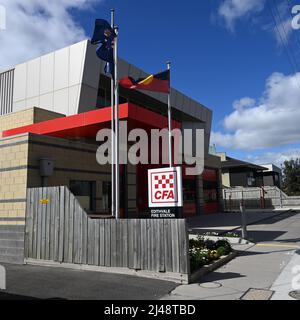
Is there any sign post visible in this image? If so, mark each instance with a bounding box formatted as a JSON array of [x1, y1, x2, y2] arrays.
[[148, 167, 183, 218]]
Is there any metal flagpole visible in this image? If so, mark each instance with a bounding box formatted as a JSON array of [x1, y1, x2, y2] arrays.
[[114, 26, 120, 220], [110, 9, 115, 218], [167, 61, 173, 168]]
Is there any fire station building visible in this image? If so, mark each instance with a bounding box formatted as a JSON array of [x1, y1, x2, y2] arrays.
[[0, 40, 221, 234]]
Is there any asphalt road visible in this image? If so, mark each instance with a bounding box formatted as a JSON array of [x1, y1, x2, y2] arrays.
[[0, 263, 177, 300]]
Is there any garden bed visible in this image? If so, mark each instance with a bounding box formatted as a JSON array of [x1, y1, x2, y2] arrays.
[[189, 232, 250, 245], [189, 236, 237, 283]]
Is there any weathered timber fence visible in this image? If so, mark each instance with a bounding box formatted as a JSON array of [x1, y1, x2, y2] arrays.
[[25, 187, 190, 282], [223, 186, 300, 211]]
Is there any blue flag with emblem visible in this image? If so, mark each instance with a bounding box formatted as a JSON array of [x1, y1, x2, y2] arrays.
[[91, 19, 116, 77]]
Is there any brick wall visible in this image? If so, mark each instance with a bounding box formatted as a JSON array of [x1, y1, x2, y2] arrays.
[[0, 134, 29, 263], [0, 107, 65, 135], [27, 133, 113, 214], [0, 134, 29, 226], [0, 109, 35, 133]]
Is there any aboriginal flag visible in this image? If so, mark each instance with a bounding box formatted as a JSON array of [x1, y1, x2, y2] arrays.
[[119, 70, 170, 93]]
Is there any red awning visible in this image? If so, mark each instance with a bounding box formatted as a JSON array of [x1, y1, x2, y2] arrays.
[[2, 103, 181, 139]]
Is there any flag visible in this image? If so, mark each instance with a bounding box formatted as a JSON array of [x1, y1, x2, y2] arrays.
[[91, 19, 116, 76], [119, 70, 170, 93], [91, 19, 116, 45]]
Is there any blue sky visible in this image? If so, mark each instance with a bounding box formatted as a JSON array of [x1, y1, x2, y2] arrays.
[[74, 0, 300, 166], [1, 0, 300, 166]]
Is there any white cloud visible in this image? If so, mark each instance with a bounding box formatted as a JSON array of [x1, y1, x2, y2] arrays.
[[268, 1, 294, 45], [0, 0, 98, 70], [245, 149, 300, 167], [211, 72, 300, 150], [218, 0, 265, 31], [233, 97, 256, 111]]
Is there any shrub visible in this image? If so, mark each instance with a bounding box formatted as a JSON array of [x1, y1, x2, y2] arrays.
[[216, 246, 227, 257], [189, 239, 199, 249], [204, 239, 216, 250], [215, 240, 232, 255], [196, 235, 205, 247], [223, 232, 239, 238], [209, 250, 220, 260], [189, 237, 232, 272], [194, 249, 210, 265]]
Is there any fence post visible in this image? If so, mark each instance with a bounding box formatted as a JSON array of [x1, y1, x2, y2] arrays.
[[240, 200, 247, 239]]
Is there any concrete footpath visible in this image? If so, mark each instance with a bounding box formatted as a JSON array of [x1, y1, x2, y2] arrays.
[[271, 249, 300, 300], [162, 210, 300, 300]]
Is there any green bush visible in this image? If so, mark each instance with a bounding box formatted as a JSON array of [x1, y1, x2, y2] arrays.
[[204, 239, 216, 250], [189, 239, 199, 249], [189, 236, 205, 250], [189, 237, 232, 272], [215, 239, 231, 249], [216, 246, 227, 257], [215, 240, 232, 255]]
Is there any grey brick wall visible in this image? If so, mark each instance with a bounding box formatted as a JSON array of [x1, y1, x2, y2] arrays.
[[0, 225, 25, 264]]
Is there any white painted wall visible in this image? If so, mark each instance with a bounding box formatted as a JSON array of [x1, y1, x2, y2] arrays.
[[13, 40, 88, 116]]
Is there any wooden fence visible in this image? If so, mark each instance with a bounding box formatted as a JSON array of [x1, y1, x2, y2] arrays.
[[25, 187, 190, 281]]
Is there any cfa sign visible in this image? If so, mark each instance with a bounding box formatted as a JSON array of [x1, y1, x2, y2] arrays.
[[148, 167, 183, 208]]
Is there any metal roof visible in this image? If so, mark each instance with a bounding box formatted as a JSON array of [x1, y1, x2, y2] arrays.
[[221, 157, 267, 171]]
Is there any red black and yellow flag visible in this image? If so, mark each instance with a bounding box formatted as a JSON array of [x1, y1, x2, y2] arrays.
[[119, 70, 170, 93]]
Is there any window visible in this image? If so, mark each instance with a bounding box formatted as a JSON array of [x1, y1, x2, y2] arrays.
[[70, 181, 96, 212], [183, 179, 196, 202], [102, 181, 111, 213], [203, 180, 218, 203]]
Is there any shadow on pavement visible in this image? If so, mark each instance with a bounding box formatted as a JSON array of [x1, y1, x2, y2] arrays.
[[0, 291, 67, 300], [199, 271, 246, 282], [0, 291, 39, 300], [246, 230, 286, 242], [187, 211, 298, 235], [236, 248, 294, 256]]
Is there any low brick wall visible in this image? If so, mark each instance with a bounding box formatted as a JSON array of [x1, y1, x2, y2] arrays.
[[0, 225, 24, 264]]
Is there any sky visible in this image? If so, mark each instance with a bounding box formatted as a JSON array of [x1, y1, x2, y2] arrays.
[[0, 0, 300, 167]]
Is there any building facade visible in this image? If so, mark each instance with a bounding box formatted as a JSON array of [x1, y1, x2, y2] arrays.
[[0, 40, 222, 263], [256, 164, 282, 188], [215, 152, 282, 189]]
